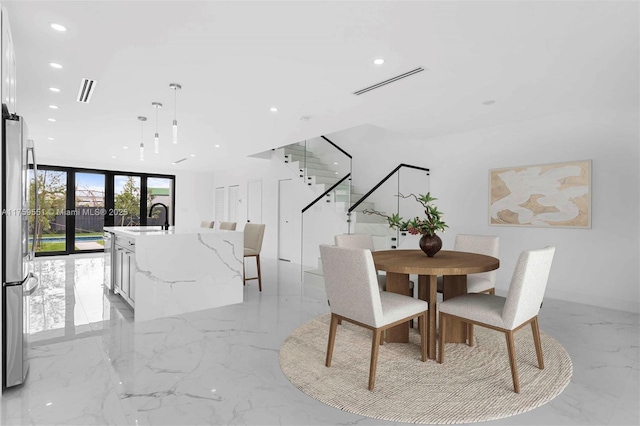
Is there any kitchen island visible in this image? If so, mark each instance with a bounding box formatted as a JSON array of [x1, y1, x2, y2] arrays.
[[104, 226, 244, 322]]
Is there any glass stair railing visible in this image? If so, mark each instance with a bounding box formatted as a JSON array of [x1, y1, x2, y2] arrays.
[[273, 137, 430, 288], [348, 164, 431, 250]]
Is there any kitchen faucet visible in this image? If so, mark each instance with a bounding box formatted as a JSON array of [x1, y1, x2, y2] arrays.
[[148, 203, 170, 230]]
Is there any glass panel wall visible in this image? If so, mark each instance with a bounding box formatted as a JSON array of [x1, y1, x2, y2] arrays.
[[114, 175, 142, 227], [147, 177, 174, 228], [29, 168, 68, 254], [74, 172, 106, 251], [31, 165, 175, 257]]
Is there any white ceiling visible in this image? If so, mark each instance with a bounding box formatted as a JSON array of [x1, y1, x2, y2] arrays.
[[4, 1, 638, 173]]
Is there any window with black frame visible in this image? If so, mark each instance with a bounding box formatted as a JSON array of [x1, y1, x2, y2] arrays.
[[32, 165, 175, 256]]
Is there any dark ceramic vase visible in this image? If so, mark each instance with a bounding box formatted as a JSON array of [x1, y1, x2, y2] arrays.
[[419, 233, 442, 257]]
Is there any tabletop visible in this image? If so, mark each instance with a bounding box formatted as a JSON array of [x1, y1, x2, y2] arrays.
[[372, 249, 499, 276]]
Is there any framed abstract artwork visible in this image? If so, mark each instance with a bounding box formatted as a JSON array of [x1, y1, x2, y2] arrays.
[[489, 160, 592, 228]]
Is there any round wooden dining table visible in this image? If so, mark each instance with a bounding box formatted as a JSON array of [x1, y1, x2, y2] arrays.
[[372, 249, 499, 360]]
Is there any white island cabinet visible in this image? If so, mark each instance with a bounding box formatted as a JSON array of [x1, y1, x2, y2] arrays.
[[104, 226, 244, 322]]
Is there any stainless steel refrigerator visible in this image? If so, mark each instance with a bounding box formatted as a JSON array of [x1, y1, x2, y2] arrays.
[[2, 104, 39, 389]]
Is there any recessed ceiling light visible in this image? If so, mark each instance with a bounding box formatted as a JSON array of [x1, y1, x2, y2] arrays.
[[190, 154, 196, 157], [48, 105, 58, 109], [50, 23, 67, 32], [123, 146, 129, 150], [47, 137, 54, 140], [270, 107, 278, 112], [49, 87, 60, 93], [214, 144, 220, 148], [47, 118, 56, 122], [373, 58, 385, 65], [111, 156, 116, 159], [49, 62, 63, 69], [333, 162, 338, 165]]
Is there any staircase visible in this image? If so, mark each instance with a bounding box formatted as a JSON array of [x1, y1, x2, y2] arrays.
[[273, 141, 398, 287]]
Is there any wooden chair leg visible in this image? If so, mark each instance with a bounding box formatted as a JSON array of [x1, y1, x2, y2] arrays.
[[467, 323, 474, 347], [420, 312, 427, 362], [242, 258, 246, 286], [256, 254, 262, 291], [368, 329, 382, 390], [326, 314, 339, 367], [505, 330, 520, 393], [488, 288, 495, 295], [531, 316, 544, 369], [438, 313, 446, 363]]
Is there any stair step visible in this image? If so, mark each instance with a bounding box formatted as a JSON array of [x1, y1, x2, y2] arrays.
[[349, 201, 375, 212], [303, 167, 341, 178], [283, 143, 307, 153], [307, 175, 341, 186], [350, 210, 389, 224], [285, 153, 327, 167]]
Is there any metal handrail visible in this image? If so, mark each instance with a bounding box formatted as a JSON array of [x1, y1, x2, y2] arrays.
[[348, 163, 430, 213], [320, 136, 352, 159], [301, 173, 351, 214]]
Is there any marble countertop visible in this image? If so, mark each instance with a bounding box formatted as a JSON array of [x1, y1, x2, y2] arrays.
[[104, 226, 236, 237]]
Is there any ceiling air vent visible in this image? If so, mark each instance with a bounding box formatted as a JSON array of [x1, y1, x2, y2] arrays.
[[172, 157, 189, 165], [76, 78, 97, 103], [353, 67, 425, 96]]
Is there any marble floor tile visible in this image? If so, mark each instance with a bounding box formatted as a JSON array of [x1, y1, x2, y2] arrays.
[[0, 252, 638, 426]]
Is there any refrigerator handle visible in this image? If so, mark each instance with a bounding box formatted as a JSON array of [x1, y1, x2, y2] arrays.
[[27, 140, 38, 260], [24, 272, 39, 296]]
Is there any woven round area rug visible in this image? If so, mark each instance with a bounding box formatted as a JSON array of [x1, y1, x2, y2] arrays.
[[279, 314, 572, 424]]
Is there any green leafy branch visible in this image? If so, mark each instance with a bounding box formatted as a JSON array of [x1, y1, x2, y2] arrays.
[[363, 192, 448, 237]]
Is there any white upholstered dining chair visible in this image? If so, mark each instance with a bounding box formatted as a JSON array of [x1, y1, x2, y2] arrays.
[[438, 234, 499, 294], [243, 223, 266, 291], [219, 221, 237, 230], [320, 244, 429, 391], [334, 233, 414, 293], [200, 220, 214, 228], [437, 246, 555, 393]]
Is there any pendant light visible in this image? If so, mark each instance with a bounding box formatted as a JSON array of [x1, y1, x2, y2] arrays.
[[138, 116, 147, 161], [169, 83, 181, 144], [151, 102, 162, 153]]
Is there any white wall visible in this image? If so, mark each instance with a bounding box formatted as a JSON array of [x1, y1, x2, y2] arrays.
[[213, 156, 306, 263], [173, 170, 214, 227], [328, 108, 639, 313]]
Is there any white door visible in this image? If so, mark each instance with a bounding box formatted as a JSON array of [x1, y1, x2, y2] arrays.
[[228, 185, 240, 223], [214, 187, 225, 223], [278, 179, 296, 261], [247, 180, 262, 224]]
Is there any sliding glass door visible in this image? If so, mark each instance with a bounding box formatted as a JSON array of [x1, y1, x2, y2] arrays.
[[29, 168, 68, 254], [114, 175, 142, 226], [74, 172, 106, 251], [32, 165, 175, 257], [147, 177, 174, 228]]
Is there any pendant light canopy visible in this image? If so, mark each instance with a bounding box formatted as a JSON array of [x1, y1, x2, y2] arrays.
[[151, 102, 162, 153], [138, 116, 147, 161], [169, 83, 181, 144]]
